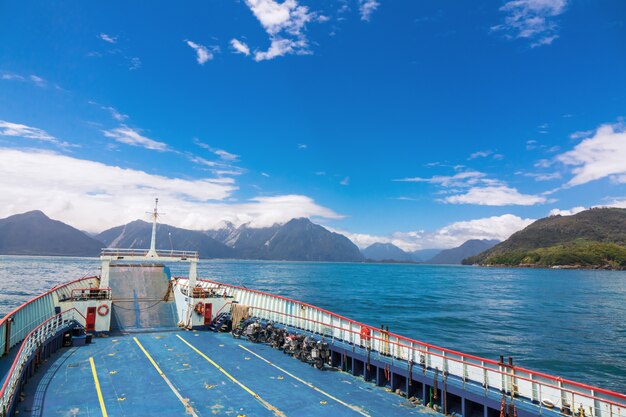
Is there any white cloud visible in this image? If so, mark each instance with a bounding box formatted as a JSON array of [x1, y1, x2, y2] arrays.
[[0, 120, 72, 148], [298, 143, 307, 149], [103, 126, 168, 151], [129, 57, 142, 70], [556, 122, 626, 187], [395, 171, 487, 187], [99, 33, 117, 44], [333, 214, 534, 251], [2, 72, 48, 88], [468, 150, 504, 160], [397, 169, 546, 206], [29, 75, 46, 87], [492, 0, 568, 47], [443, 185, 547, 206], [340, 176, 350, 186], [193, 139, 239, 162], [549, 206, 585, 216], [359, 0, 380, 22], [89, 101, 129, 122], [603, 198, 626, 209], [214, 149, 239, 161], [185, 40, 216, 65], [468, 150, 491, 160], [0, 148, 341, 232], [523, 171, 562, 181], [243, 0, 314, 61], [230, 39, 251, 56], [254, 38, 307, 62]]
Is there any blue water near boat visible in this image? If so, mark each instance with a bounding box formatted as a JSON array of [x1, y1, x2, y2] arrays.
[[1, 256, 625, 394]]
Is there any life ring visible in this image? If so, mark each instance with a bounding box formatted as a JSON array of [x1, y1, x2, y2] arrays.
[[360, 326, 371, 341], [194, 302, 204, 315], [542, 399, 555, 409], [97, 304, 109, 316]]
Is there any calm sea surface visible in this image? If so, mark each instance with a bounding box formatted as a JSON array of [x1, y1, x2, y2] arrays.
[[1, 256, 625, 394]]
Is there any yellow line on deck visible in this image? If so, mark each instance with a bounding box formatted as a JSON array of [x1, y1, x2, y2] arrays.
[[238, 344, 371, 417], [133, 337, 200, 417], [89, 357, 108, 417], [176, 334, 286, 417]]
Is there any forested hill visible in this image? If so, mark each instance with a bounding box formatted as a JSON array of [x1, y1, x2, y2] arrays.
[[464, 208, 626, 268]]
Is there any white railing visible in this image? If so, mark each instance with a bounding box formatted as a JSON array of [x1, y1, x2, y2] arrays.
[[0, 308, 85, 416], [101, 248, 199, 259], [190, 277, 626, 417], [0, 276, 99, 356]]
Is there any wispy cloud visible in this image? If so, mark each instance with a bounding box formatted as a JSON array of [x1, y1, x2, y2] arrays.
[[396, 169, 546, 206], [103, 126, 168, 151], [0, 120, 73, 148], [359, 0, 380, 22], [491, 0, 568, 47], [230, 39, 251, 56], [298, 143, 307, 149], [557, 122, 626, 186], [395, 170, 487, 187], [193, 139, 239, 162], [185, 40, 218, 65], [468, 150, 503, 160], [89, 35, 141, 70], [340, 176, 350, 186], [468, 150, 492, 160], [522, 171, 562, 181], [2, 72, 49, 88], [88, 101, 129, 122], [99, 33, 117, 44], [129, 57, 142, 70]]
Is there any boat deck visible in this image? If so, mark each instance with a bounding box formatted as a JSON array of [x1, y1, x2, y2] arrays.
[[15, 330, 435, 417]]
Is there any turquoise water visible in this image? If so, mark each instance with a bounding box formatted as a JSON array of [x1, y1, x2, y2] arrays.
[[1, 256, 625, 394]]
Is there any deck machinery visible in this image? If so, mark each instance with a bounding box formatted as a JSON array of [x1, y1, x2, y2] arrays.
[[1, 202, 625, 417]]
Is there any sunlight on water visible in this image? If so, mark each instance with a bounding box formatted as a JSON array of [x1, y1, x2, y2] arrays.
[[1, 256, 625, 393]]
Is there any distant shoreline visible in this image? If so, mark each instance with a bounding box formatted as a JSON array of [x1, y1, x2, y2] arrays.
[[477, 263, 626, 271]]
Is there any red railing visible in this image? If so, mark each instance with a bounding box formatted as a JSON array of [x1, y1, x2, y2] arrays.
[[0, 276, 99, 356], [0, 308, 85, 415], [187, 277, 626, 417]]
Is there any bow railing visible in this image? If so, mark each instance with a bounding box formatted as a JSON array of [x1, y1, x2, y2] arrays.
[[189, 277, 626, 417], [0, 308, 85, 416], [0, 276, 99, 356]]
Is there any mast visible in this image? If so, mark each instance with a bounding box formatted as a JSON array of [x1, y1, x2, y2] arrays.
[[147, 198, 159, 258]]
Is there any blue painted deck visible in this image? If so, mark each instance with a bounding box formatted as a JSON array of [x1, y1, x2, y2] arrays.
[[15, 330, 437, 417]]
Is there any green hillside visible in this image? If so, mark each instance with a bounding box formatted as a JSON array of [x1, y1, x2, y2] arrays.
[[463, 208, 626, 268]]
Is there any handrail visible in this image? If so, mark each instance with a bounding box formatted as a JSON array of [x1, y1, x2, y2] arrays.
[[0, 308, 85, 415], [193, 277, 626, 400], [101, 248, 199, 259], [0, 276, 99, 357], [0, 276, 98, 328], [69, 288, 111, 301], [188, 277, 626, 417], [245, 304, 624, 411]]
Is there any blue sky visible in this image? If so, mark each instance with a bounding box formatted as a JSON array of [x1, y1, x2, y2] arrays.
[[1, 0, 625, 250]]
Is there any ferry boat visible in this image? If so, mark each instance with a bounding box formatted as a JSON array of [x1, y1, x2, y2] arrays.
[[1, 202, 625, 417]]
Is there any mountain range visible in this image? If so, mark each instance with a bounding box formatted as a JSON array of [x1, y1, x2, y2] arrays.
[[359, 240, 498, 264], [429, 239, 499, 264], [0, 211, 103, 256], [0, 211, 364, 262]]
